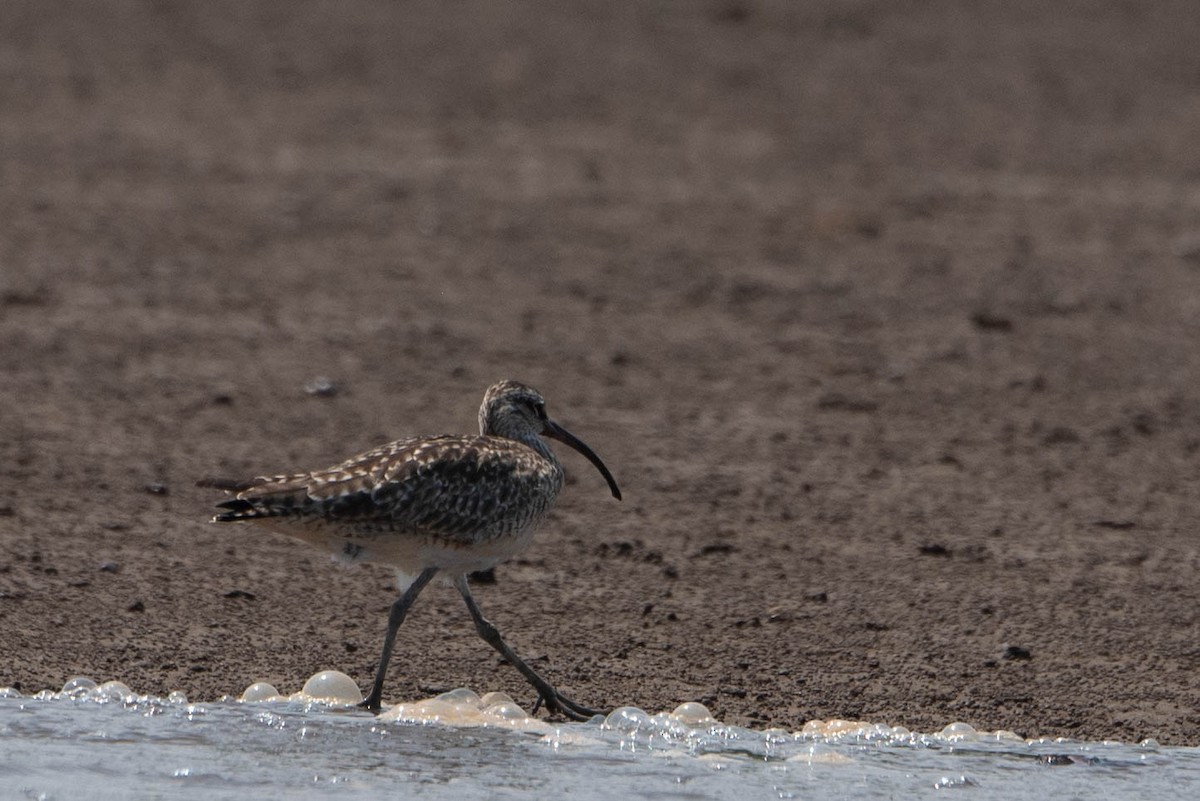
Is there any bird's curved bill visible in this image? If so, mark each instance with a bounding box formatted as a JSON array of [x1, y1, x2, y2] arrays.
[[544, 420, 622, 500]]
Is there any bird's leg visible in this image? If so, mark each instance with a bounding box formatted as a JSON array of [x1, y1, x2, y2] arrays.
[[452, 575, 605, 722], [359, 567, 439, 713]]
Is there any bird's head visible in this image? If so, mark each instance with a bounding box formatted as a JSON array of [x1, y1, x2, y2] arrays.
[[479, 380, 622, 500]]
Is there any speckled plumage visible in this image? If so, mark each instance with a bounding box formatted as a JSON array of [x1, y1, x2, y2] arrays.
[[201, 380, 621, 719], [211, 434, 563, 571], [206, 380, 620, 575]]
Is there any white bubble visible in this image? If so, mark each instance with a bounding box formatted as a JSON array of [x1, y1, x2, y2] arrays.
[[0, 687, 21, 699], [435, 688, 482, 707], [95, 680, 134, 701], [167, 690, 189, 705], [240, 682, 282, 703], [300, 671, 361, 704], [825, 719, 864, 734], [478, 691, 515, 708], [483, 701, 529, 721], [603, 706, 653, 732], [382, 698, 461, 723], [650, 711, 677, 730], [61, 676, 98, 696], [988, 729, 1024, 743], [939, 722, 978, 741], [371, 690, 552, 733], [671, 702, 715, 726], [800, 718, 870, 738]]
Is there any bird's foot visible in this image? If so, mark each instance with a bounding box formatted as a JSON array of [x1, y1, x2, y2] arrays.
[[532, 689, 605, 722]]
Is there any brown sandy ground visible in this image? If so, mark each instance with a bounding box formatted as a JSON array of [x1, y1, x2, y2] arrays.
[[2, 0, 1200, 745]]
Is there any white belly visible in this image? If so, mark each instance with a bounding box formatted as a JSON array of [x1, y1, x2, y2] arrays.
[[253, 518, 539, 581]]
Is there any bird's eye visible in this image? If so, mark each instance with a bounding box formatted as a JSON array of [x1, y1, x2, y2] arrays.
[[532, 402, 548, 420]]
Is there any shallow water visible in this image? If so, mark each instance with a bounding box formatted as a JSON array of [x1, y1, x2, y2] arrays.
[[2, 677, 1197, 800]]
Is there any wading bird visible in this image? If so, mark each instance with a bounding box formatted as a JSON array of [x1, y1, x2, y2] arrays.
[[200, 380, 621, 720]]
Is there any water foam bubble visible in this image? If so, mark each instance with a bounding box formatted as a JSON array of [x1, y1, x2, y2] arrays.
[[603, 706, 653, 732], [61, 677, 98, 697], [240, 682, 283, 703], [374, 688, 553, 733], [300, 671, 361, 705], [398, 698, 460, 721], [482, 700, 529, 721], [435, 688, 481, 706], [671, 702, 715, 727], [939, 722, 979, 742], [478, 691, 516, 708], [95, 680, 135, 701]]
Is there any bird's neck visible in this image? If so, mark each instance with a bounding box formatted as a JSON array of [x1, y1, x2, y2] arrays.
[[515, 431, 558, 465], [531, 434, 559, 465], [490, 422, 559, 466]]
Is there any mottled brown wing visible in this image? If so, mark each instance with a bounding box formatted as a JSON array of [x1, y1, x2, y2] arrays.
[[209, 435, 551, 541]]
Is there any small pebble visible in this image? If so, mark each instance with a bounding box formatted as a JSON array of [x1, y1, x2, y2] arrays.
[[1003, 645, 1032, 661]]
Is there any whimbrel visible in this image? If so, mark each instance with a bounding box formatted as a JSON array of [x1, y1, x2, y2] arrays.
[[199, 380, 621, 720]]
